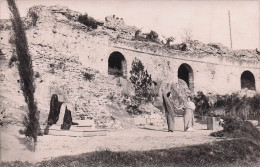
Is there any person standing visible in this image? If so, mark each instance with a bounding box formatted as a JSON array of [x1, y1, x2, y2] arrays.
[[162, 90, 175, 132], [183, 96, 195, 132]]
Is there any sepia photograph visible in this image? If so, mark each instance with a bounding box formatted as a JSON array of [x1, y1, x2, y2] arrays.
[[0, 0, 260, 166]]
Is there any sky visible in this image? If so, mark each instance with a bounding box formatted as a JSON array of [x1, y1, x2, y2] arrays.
[[0, 0, 259, 50]]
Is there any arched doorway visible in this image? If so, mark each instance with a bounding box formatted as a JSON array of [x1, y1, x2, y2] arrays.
[[241, 71, 255, 90], [108, 52, 127, 77], [178, 63, 194, 92]]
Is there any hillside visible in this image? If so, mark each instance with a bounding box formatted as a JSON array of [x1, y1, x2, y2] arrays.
[[0, 5, 259, 128]]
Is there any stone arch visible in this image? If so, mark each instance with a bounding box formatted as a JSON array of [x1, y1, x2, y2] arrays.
[[241, 70, 255, 90], [178, 63, 194, 93], [108, 51, 127, 77]]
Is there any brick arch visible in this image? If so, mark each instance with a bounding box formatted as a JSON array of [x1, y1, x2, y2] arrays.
[[178, 63, 194, 93], [108, 51, 127, 77], [241, 70, 255, 90]]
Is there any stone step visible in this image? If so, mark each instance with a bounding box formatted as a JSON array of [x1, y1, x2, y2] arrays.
[[48, 125, 107, 137]]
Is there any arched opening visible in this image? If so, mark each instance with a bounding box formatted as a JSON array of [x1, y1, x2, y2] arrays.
[[108, 52, 127, 77], [241, 71, 255, 90], [178, 63, 194, 93]]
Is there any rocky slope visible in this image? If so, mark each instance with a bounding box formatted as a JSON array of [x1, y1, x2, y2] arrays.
[[1, 5, 258, 128], [0, 5, 165, 128]]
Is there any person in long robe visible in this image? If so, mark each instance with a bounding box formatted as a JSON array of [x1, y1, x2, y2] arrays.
[[47, 94, 63, 126], [44, 94, 78, 134], [162, 90, 175, 132], [161, 83, 184, 132], [178, 96, 195, 132]]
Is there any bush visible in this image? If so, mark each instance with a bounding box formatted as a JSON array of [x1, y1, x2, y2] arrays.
[[28, 10, 38, 27], [135, 29, 141, 38], [210, 117, 260, 142], [146, 30, 159, 43], [212, 93, 260, 119], [8, 54, 18, 67], [78, 14, 98, 29], [194, 91, 210, 116], [82, 72, 95, 82], [34, 72, 40, 78]]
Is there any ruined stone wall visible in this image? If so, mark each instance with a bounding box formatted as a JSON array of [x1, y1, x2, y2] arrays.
[[78, 40, 260, 95]]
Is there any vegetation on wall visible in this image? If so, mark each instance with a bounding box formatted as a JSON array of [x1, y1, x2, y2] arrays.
[[78, 13, 99, 29], [7, 0, 40, 144], [28, 10, 39, 27], [146, 30, 159, 43], [134, 29, 160, 44]]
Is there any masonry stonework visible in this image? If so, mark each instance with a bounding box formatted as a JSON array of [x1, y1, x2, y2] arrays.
[[77, 38, 259, 95]]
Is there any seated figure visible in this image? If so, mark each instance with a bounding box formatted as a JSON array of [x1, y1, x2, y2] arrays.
[[44, 94, 78, 134]]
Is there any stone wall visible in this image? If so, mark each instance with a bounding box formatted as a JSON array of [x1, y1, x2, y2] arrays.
[[78, 40, 260, 95]]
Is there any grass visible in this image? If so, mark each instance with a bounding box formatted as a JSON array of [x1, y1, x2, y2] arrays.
[[1, 138, 260, 167], [2, 117, 260, 166]]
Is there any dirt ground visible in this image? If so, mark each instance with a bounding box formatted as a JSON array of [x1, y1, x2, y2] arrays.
[[0, 122, 225, 163]]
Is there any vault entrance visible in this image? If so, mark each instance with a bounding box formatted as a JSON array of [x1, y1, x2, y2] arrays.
[[241, 71, 255, 90], [108, 52, 127, 77], [178, 63, 194, 92]]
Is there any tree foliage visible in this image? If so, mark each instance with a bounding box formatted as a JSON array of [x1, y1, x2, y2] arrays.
[[146, 30, 159, 43], [7, 0, 40, 143], [194, 91, 210, 116], [130, 58, 153, 102], [78, 13, 98, 29]]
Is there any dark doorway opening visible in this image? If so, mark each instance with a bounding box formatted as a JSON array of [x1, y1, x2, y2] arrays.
[[178, 63, 194, 92], [108, 52, 126, 77], [241, 71, 255, 90]]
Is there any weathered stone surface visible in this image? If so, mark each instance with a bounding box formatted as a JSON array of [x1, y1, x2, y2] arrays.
[[0, 5, 259, 129]]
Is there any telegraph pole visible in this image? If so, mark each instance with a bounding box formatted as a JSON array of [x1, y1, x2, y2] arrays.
[[228, 10, 233, 49]]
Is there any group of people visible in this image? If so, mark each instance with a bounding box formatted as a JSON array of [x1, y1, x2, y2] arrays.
[[45, 83, 195, 134], [162, 85, 196, 132]]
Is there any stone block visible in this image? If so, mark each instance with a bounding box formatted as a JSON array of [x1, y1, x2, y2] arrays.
[[174, 117, 184, 131], [207, 116, 223, 131]]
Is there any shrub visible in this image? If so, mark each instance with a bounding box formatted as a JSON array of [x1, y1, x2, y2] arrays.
[[8, 54, 18, 67], [78, 14, 98, 29], [210, 117, 260, 142], [135, 29, 141, 38], [82, 72, 95, 81], [28, 10, 38, 27], [34, 72, 40, 78], [212, 93, 260, 119], [194, 91, 210, 116], [165, 36, 175, 46], [146, 30, 159, 43]]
